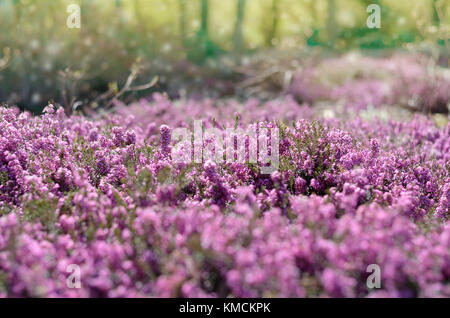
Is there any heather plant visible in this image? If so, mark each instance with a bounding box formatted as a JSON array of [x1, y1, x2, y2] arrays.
[[289, 53, 450, 114], [1, 0, 449, 300], [0, 93, 448, 297]]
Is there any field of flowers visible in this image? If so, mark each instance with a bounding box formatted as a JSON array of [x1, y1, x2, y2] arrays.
[[0, 52, 449, 298], [289, 53, 450, 114]]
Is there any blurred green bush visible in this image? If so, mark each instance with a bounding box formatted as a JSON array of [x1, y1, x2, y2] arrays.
[[0, 0, 449, 112]]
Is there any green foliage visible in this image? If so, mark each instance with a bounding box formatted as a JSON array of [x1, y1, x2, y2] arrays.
[[22, 197, 59, 232], [0, 170, 8, 186]]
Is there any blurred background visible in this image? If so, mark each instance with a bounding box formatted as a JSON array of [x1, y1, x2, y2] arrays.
[[0, 0, 449, 114]]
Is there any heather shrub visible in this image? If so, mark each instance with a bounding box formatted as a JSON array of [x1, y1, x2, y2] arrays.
[[0, 95, 448, 297], [289, 53, 450, 114]]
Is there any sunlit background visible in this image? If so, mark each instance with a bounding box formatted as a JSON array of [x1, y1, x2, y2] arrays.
[[0, 0, 449, 112]]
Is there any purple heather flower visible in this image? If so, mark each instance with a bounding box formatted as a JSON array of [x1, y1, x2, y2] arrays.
[[159, 124, 171, 155]]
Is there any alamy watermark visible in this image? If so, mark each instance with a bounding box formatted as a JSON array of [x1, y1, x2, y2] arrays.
[[66, 264, 81, 289], [367, 4, 381, 29], [366, 264, 381, 289], [67, 4, 81, 29], [66, 3, 382, 31], [170, 120, 279, 174]]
